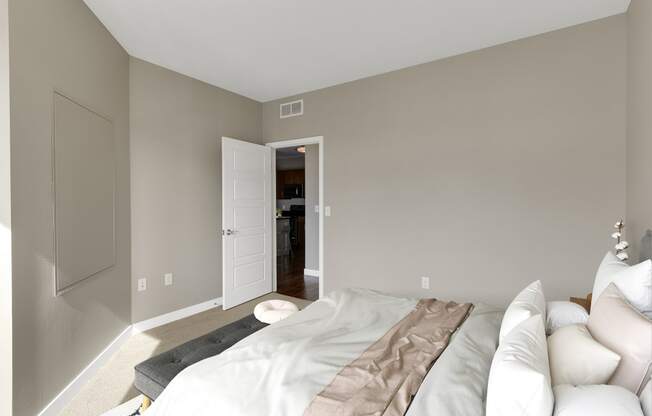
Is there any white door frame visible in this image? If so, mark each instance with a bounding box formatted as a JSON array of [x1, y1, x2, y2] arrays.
[[266, 136, 324, 299]]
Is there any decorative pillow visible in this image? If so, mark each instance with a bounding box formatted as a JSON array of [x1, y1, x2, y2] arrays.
[[253, 299, 299, 324], [546, 301, 589, 335], [547, 324, 620, 386], [591, 251, 652, 317], [499, 280, 546, 342], [486, 315, 553, 416], [553, 384, 644, 416], [642, 380, 652, 416], [587, 283, 652, 394]]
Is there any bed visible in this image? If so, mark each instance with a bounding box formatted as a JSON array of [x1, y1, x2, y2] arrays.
[[145, 288, 502, 416]]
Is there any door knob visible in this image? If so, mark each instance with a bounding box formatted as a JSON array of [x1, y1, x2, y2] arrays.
[[223, 229, 235, 236]]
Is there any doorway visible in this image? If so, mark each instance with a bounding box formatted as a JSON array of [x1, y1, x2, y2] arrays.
[[267, 137, 324, 301]]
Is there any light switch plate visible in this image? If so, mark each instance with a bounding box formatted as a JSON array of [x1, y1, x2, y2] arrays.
[[137, 278, 147, 292], [325, 206, 331, 217], [314, 205, 319, 213], [421, 276, 430, 290], [164, 273, 173, 286]]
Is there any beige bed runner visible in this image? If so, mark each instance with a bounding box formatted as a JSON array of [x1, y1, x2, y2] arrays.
[[304, 299, 472, 416]]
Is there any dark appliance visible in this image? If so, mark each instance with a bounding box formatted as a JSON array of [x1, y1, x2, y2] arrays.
[[283, 184, 304, 198], [287, 204, 305, 247]]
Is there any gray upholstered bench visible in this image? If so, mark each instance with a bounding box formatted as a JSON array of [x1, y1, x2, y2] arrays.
[[134, 314, 267, 410]]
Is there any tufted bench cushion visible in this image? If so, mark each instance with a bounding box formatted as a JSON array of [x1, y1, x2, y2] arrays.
[[134, 314, 267, 400]]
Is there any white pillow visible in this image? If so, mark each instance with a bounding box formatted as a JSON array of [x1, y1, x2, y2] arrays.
[[499, 280, 546, 342], [253, 299, 298, 324], [592, 252, 652, 317], [486, 315, 553, 416], [546, 301, 589, 335], [553, 384, 644, 416], [547, 324, 620, 386], [641, 380, 652, 416]]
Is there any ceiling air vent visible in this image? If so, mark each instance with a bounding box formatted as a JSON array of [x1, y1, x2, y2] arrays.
[[280, 99, 303, 119]]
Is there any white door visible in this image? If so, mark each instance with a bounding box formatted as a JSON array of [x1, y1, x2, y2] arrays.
[[222, 137, 273, 309]]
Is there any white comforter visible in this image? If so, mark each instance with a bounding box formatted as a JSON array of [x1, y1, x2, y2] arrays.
[[406, 303, 502, 416], [146, 288, 501, 416]]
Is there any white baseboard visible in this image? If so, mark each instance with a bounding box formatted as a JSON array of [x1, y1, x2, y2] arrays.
[[304, 269, 320, 277], [37, 297, 223, 416], [37, 325, 133, 416], [132, 297, 223, 334]]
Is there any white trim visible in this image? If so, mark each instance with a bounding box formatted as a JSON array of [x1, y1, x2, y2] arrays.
[[266, 136, 325, 299], [266, 136, 322, 148], [37, 297, 224, 415], [318, 138, 324, 299], [0, 3, 11, 412], [304, 269, 320, 277], [271, 150, 278, 293], [37, 325, 133, 416], [39, 297, 224, 415], [132, 297, 223, 334]]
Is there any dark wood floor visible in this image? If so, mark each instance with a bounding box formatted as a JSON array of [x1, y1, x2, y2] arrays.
[[277, 245, 319, 301]]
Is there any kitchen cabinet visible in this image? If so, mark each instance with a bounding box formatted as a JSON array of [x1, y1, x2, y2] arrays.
[[276, 169, 305, 199]]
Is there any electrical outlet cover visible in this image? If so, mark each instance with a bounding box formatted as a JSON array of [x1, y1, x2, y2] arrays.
[[421, 276, 430, 290], [164, 273, 173, 286]]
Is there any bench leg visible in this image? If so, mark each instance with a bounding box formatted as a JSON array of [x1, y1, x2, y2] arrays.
[[139, 396, 151, 413]]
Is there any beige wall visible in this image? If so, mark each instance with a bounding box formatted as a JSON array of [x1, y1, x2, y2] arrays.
[[8, 0, 131, 414], [304, 145, 320, 271], [0, 7, 636, 414], [626, 0, 652, 262], [130, 58, 262, 322], [0, 0, 12, 413], [263, 16, 627, 306]]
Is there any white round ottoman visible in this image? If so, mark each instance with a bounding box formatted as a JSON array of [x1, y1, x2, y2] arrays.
[[254, 300, 299, 324]]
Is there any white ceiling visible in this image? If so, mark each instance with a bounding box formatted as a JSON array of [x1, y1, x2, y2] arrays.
[[276, 147, 305, 158], [84, 0, 630, 102]]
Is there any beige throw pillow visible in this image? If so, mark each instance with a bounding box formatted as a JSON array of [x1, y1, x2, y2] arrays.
[[547, 324, 620, 386], [588, 283, 652, 394]]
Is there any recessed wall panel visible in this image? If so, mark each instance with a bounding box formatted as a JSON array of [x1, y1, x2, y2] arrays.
[[233, 178, 264, 200], [53, 92, 115, 294], [233, 261, 265, 288], [234, 206, 265, 230], [234, 235, 265, 259], [234, 149, 264, 172]]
